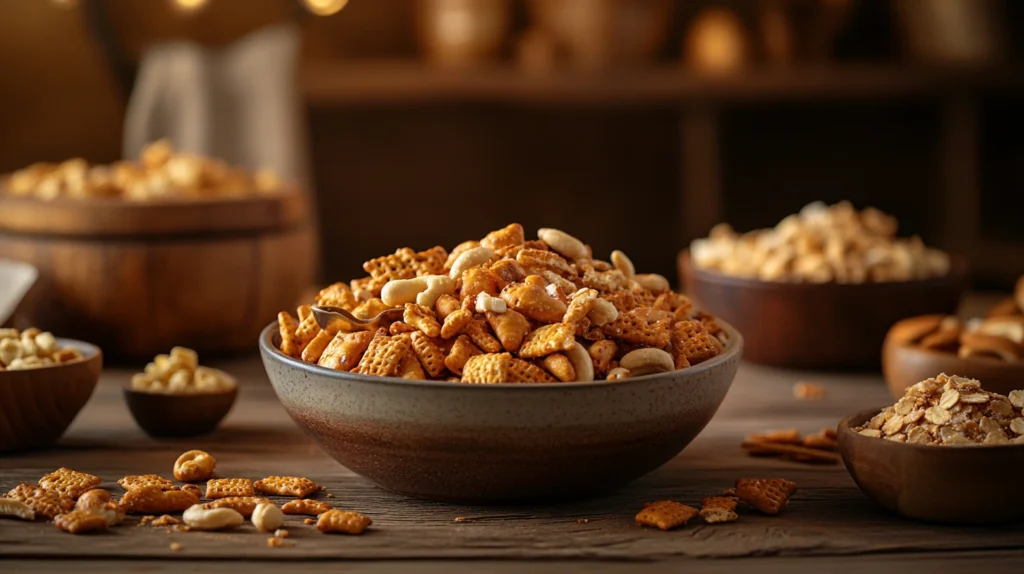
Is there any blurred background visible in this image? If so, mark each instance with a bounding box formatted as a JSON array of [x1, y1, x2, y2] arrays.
[[1, 0, 1022, 289]]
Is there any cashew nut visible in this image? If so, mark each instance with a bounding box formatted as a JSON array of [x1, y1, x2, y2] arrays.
[[606, 367, 631, 381], [449, 246, 495, 279], [587, 298, 619, 326], [381, 277, 428, 306], [610, 250, 635, 279], [565, 342, 594, 382], [620, 348, 674, 376], [183, 504, 244, 531], [634, 273, 670, 292], [251, 502, 285, 532], [475, 292, 507, 314], [537, 228, 588, 261], [0, 497, 34, 521], [417, 275, 456, 307]]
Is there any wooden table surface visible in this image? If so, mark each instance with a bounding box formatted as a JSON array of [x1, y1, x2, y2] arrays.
[[3, 299, 1023, 572]]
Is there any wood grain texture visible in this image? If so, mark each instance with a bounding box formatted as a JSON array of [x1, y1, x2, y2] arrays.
[[1, 324, 1019, 569]]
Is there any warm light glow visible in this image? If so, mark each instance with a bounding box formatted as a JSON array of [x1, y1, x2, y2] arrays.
[[171, 0, 209, 13], [303, 0, 349, 17], [50, 0, 79, 9]]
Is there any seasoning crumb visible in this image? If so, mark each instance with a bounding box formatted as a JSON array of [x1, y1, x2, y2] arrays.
[[454, 517, 465, 523], [267, 537, 291, 548], [793, 381, 825, 400], [326, 493, 334, 498], [151, 514, 179, 527], [303, 518, 315, 525], [171, 524, 192, 533], [576, 518, 589, 524], [139, 515, 156, 526], [274, 528, 289, 539], [170, 543, 182, 552]]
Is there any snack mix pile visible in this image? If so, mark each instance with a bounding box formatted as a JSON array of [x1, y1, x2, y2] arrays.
[[855, 374, 1024, 445], [893, 275, 1024, 363], [0, 449, 372, 543], [277, 224, 727, 383], [0, 328, 83, 371], [130, 347, 237, 394], [4, 139, 283, 201], [690, 201, 950, 283]]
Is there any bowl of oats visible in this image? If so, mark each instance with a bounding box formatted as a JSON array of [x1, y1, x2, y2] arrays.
[[260, 224, 742, 503], [0, 328, 102, 452], [680, 201, 967, 368], [124, 347, 238, 438], [838, 374, 1024, 523]]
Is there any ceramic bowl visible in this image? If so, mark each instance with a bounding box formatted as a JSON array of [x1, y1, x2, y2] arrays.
[[124, 374, 238, 438], [259, 321, 743, 503], [678, 250, 968, 368], [882, 317, 1024, 399], [0, 338, 102, 452], [838, 409, 1024, 523]]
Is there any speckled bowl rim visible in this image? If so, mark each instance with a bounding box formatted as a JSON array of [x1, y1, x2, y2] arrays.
[[259, 318, 744, 390], [839, 408, 1024, 452], [0, 337, 101, 379]]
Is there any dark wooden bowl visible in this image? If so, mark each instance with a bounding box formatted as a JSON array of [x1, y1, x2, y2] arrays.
[[678, 250, 968, 368], [838, 409, 1024, 524], [124, 381, 238, 438], [882, 319, 1024, 399], [0, 339, 102, 453]]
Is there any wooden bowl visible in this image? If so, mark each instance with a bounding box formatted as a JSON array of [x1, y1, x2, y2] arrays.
[[124, 382, 238, 439], [0, 339, 102, 452], [838, 409, 1024, 523], [882, 319, 1024, 399], [0, 191, 316, 360], [259, 321, 743, 504], [678, 250, 968, 368]]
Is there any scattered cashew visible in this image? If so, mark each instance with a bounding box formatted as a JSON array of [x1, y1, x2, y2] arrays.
[[381, 277, 428, 306], [634, 273, 670, 292], [475, 292, 507, 314], [537, 228, 588, 261], [251, 502, 285, 532], [610, 250, 635, 279], [416, 275, 456, 307], [606, 367, 631, 381], [449, 246, 495, 279], [620, 348, 674, 376], [565, 342, 594, 383], [0, 497, 34, 521], [183, 505, 244, 531], [587, 298, 619, 326]]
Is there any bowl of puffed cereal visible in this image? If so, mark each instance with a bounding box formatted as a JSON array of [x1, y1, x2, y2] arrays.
[[680, 201, 967, 368], [0, 327, 102, 452], [124, 346, 238, 438], [838, 374, 1024, 523], [261, 223, 742, 503]]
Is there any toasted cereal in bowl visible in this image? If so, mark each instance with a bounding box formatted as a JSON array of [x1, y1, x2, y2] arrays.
[[0, 327, 84, 371], [274, 224, 730, 384]]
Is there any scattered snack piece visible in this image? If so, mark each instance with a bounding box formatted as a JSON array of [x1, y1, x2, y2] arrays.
[[5, 483, 73, 519], [38, 468, 102, 500], [702, 496, 738, 511], [173, 449, 217, 482], [700, 506, 739, 524], [854, 373, 1024, 445], [139, 515, 157, 526], [206, 478, 254, 499], [576, 518, 589, 524], [131, 347, 236, 394], [75, 489, 125, 526], [0, 328, 83, 370], [793, 381, 826, 400], [635, 501, 698, 531], [121, 485, 200, 514], [317, 510, 372, 535], [0, 498, 35, 521], [453, 517, 466, 523], [118, 475, 176, 491], [54, 509, 108, 534], [282, 499, 332, 516], [304, 518, 316, 525], [254, 476, 321, 499], [182, 505, 244, 531], [275, 528, 290, 539], [267, 536, 292, 548], [252, 503, 285, 532], [201, 497, 271, 517], [151, 514, 180, 527], [181, 484, 203, 498], [170, 543, 183, 552], [735, 478, 798, 515]]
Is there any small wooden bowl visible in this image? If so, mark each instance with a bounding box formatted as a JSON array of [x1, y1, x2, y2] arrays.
[[0, 339, 102, 453], [678, 250, 968, 368], [124, 380, 238, 438], [882, 319, 1024, 399], [838, 409, 1024, 523]]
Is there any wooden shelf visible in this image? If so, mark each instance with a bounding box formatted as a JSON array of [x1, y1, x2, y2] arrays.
[[301, 60, 1024, 106]]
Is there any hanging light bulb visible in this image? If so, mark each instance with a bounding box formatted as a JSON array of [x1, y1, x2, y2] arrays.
[[171, 0, 209, 13], [303, 0, 348, 17]]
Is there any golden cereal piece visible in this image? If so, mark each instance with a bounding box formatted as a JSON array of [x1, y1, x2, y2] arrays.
[[441, 308, 473, 339], [500, 281, 568, 324], [54, 509, 108, 534], [410, 331, 448, 378], [434, 294, 462, 320], [699, 507, 738, 524], [39, 468, 102, 500], [480, 223, 525, 251], [318, 330, 375, 371], [485, 309, 531, 353], [363, 246, 447, 282], [444, 335, 483, 376], [6, 483, 72, 519], [0, 497, 35, 521], [316, 282, 358, 311], [461, 353, 512, 384], [174, 449, 217, 482], [389, 321, 417, 335], [200, 496, 271, 517], [540, 353, 575, 382], [464, 319, 502, 353], [588, 340, 617, 374], [603, 308, 673, 348], [301, 330, 335, 364], [507, 358, 557, 383], [670, 320, 719, 367], [316, 509, 372, 535], [460, 267, 506, 302], [294, 308, 321, 352], [581, 267, 628, 293], [635, 501, 698, 531], [490, 259, 527, 284], [277, 311, 301, 357], [563, 288, 598, 328], [120, 485, 199, 514], [735, 478, 798, 515], [254, 476, 321, 498], [397, 351, 427, 380], [403, 304, 442, 338], [205, 478, 254, 500], [519, 323, 576, 359], [355, 332, 412, 378], [281, 499, 333, 516], [702, 496, 738, 512]]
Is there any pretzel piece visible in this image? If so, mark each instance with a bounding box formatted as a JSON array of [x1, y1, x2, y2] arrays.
[[519, 323, 576, 359]]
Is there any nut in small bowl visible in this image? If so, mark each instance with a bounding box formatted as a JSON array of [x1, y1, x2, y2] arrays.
[[124, 347, 237, 438]]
